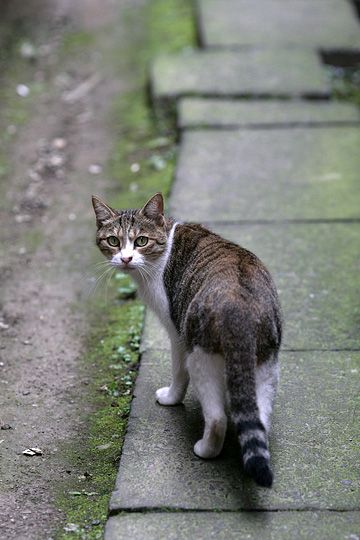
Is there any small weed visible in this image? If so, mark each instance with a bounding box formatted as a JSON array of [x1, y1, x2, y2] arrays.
[[327, 64, 360, 107]]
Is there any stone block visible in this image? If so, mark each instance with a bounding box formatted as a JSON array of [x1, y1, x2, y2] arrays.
[[178, 98, 360, 128], [171, 127, 360, 220], [197, 0, 360, 49], [109, 350, 360, 511], [151, 50, 330, 101], [105, 511, 360, 540]]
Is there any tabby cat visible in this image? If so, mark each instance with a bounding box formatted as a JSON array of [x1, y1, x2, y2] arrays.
[[92, 193, 282, 488]]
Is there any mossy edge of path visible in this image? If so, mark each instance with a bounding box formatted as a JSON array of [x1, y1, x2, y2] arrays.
[[56, 1, 196, 539]]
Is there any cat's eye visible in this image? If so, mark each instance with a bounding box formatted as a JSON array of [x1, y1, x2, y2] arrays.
[[107, 236, 120, 247], [135, 236, 148, 247]]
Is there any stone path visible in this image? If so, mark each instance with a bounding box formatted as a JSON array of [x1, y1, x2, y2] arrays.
[[106, 2, 360, 538]]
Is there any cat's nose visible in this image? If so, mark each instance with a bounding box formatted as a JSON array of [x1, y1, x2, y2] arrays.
[[121, 256, 133, 264]]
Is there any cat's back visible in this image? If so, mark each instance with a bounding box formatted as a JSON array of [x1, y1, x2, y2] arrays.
[[164, 222, 282, 355], [166, 222, 269, 287], [165, 222, 278, 311]]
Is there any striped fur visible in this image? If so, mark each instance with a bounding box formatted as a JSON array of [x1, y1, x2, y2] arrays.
[[92, 193, 282, 488]]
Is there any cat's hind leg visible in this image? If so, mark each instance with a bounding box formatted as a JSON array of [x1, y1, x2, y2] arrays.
[[156, 335, 189, 406], [255, 354, 279, 432], [187, 347, 227, 459]]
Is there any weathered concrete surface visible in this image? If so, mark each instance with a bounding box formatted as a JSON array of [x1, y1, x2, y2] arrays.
[[142, 223, 360, 351], [109, 350, 360, 512], [106, 511, 360, 540], [141, 310, 169, 352], [151, 50, 330, 101], [171, 127, 360, 221], [197, 0, 360, 49], [178, 99, 360, 129]]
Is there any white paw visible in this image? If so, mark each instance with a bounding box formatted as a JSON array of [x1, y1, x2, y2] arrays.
[[155, 386, 182, 406], [193, 439, 221, 459]]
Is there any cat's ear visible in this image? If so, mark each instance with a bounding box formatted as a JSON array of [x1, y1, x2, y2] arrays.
[[92, 195, 117, 226], [140, 193, 164, 225]]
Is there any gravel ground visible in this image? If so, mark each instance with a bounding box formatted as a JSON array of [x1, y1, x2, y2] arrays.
[[0, 1, 142, 537]]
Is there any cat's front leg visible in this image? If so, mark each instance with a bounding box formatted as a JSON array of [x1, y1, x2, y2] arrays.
[[156, 338, 189, 406]]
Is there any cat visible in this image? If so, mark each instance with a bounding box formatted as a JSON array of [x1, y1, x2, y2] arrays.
[[92, 192, 282, 488]]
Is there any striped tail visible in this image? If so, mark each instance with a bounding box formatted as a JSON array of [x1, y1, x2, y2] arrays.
[[222, 316, 273, 488], [237, 419, 273, 488]]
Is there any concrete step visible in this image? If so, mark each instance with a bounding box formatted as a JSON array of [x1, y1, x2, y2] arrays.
[[171, 127, 360, 221], [178, 98, 360, 129], [151, 49, 330, 103], [105, 510, 360, 540], [142, 222, 360, 351], [109, 349, 359, 512], [197, 0, 360, 49]]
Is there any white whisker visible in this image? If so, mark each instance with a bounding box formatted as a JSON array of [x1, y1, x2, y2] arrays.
[[88, 265, 114, 298]]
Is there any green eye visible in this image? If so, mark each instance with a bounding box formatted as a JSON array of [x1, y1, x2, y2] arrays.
[[135, 236, 148, 247], [107, 236, 120, 247]]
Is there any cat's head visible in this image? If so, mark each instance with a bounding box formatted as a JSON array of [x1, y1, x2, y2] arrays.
[[92, 192, 170, 272]]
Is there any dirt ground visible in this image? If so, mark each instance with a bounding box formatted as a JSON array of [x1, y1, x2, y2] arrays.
[[0, 1, 143, 537]]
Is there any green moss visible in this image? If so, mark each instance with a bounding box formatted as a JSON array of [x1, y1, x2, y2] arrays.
[[61, 31, 95, 55], [57, 289, 145, 540], [22, 229, 43, 253], [147, 0, 196, 56], [108, 0, 196, 207], [56, 1, 195, 538], [327, 64, 360, 107]]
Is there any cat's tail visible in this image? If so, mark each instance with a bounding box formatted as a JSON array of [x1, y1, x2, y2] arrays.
[[222, 312, 273, 488]]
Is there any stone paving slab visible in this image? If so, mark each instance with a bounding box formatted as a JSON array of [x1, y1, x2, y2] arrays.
[[110, 350, 360, 512], [105, 511, 360, 540], [171, 127, 360, 221], [178, 98, 360, 129], [141, 223, 360, 351], [151, 50, 330, 101], [197, 0, 360, 49]]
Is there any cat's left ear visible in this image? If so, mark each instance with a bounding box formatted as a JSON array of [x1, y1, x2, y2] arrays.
[[140, 193, 164, 225], [92, 195, 117, 226]]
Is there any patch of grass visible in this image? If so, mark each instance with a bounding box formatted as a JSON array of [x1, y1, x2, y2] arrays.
[[61, 31, 95, 55], [147, 0, 196, 55], [108, 0, 196, 208], [327, 64, 360, 107], [57, 1, 195, 538], [58, 290, 144, 540]]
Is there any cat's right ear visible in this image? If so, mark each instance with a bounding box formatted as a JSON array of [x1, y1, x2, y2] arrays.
[[140, 192, 164, 225], [92, 195, 117, 226]]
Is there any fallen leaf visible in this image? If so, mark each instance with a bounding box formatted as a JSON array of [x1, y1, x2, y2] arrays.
[[96, 443, 111, 451], [0, 322, 10, 330], [88, 163, 102, 175], [64, 523, 79, 533], [22, 449, 36, 456], [16, 84, 30, 97], [22, 447, 43, 456]]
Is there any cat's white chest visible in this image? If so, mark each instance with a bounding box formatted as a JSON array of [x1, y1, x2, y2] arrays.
[[133, 222, 177, 332], [137, 274, 170, 327]]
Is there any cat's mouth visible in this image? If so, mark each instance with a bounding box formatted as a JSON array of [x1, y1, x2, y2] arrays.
[[112, 262, 136, 271]]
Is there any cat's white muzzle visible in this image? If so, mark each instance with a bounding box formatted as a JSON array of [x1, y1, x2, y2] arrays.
[[111, 251, 137, 270]]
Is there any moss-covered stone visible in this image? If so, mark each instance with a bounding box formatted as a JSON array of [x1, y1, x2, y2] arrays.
[[171, 127, 360, 221], [106, 511, 360, 540], [212, 222, 360, 350], [197, 0, 360, 49], [151, 49, 330, 103], [178, 98, 360, 129], [110, 350, 360, 512]]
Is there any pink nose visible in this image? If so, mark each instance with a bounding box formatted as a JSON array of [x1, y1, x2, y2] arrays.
[[121, 256, 133, 264]]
